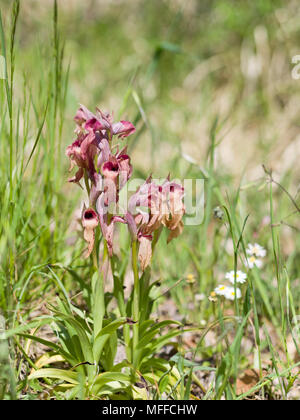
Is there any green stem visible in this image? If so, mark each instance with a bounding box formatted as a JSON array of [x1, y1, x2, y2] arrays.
[[249, 277, 263, 382], [131, 240, 140, 368], [92, 245, 105, 339], [111, 256, 131, 362], [84, 170, 90, 200], [92, 246, 98, 270], [233, 252, 240, 318]]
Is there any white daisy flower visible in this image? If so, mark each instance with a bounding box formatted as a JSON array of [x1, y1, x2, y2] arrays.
[[224, 286, 242, 301], [247, 255, 263, 269], [246, 243, 266, 258], [214, 284, 228, 296], [225, 270, 247, 284]]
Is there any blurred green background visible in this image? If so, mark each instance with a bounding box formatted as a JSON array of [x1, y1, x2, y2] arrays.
[[5, 0, 300, 178], [0, 0, 300, 399], [1, 0, 300, 307]]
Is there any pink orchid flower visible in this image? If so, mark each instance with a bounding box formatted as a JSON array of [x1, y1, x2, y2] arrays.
[[77, 106, 135, 140], [81, 208, 99, 258], [96, 193, 126, 256], [126, 177, 185, 270], [159, 179, 185, 243], [66, 105, 136, 185], [67, 105, 185, 269], [102, 146, 132, 187], [66, 131, 99, 183]]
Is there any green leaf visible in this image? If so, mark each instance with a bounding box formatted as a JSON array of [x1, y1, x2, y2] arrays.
[[137, 320, 182, 349], [18, 333, 75, 364], [2, 317, 53, 339], [252, 269, 277, 326], [93, 317, 127, 364], [92, 271, 105, 338], [51, 310, 93, 364], [91, 372, 132, 395], [28, 368, 79, 385]]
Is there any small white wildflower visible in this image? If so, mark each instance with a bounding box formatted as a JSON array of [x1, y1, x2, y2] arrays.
[[225, 270, 247, 284], [214, 284, 228, 296], [247, 255, 263, 269], [246, 243, 266, 258], [195, 293, 205, 302], [224, 286, 242, 301]]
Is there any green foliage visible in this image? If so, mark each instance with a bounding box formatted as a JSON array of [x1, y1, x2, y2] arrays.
[[0, 0, 299, 400]]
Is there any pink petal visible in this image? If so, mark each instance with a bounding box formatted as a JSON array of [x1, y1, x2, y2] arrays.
[[112, 120, 136, 138]]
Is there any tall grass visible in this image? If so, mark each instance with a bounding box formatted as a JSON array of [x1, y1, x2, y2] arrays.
[[0, 0, 299, 400]]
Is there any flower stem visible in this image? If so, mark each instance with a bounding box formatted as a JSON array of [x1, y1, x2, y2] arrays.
[[111, 256, 131, 362], [131, 240, 139, 368], [84, 169, 90, 199], [92, 246, 98, 270], [92, 242, 105, 342]]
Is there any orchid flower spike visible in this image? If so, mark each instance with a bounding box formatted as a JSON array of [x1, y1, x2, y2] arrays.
[[66, 105, 135, 186]]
